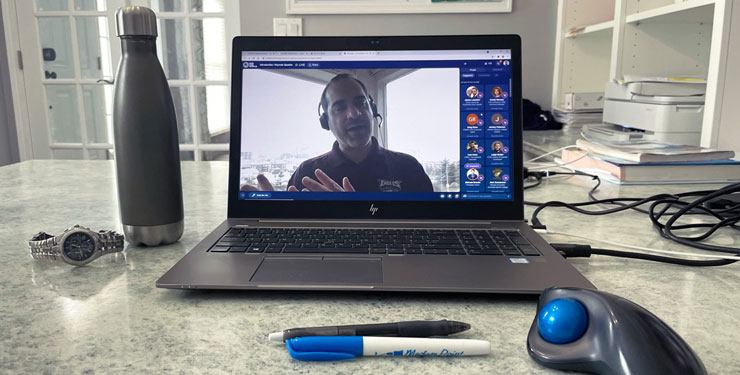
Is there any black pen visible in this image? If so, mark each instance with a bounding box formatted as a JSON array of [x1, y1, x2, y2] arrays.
[[268, 319, 471, 342]]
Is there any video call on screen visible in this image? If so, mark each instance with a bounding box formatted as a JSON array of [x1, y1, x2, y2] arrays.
[[239, 50, 513, 202]]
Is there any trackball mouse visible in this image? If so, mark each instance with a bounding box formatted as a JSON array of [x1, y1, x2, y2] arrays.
[[527, 287, 706, 375]]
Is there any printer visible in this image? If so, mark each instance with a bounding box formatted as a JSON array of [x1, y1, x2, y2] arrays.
[[583, 78, 706, 145]]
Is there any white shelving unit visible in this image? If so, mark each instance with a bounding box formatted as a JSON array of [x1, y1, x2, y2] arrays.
[[551, 0, 738, 151]]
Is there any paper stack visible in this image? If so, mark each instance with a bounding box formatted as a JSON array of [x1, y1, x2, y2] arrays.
[[552, 107, 603, 129]]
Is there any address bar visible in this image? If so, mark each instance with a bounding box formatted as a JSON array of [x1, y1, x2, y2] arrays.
[[244, 54, 502, 61]]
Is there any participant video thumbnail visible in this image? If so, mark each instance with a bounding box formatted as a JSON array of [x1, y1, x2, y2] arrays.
[[485, 139, 511, 165], [461, 112, 485, 138], [485, 112, 510, 138], [461, 84, 484, 111], [487, 167, 511, 192], [461, 139, 484, 163], [485, 84, 509, 111]]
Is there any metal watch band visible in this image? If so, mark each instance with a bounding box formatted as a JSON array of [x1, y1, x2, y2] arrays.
[[29, 232, 60, 261], [96, 230, 125, 255]]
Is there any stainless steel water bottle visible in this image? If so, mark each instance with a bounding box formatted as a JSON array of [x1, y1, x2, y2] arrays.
[[113, 6, 184, 246]]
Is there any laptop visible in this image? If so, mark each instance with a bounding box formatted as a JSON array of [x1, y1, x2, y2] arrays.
[[156, 35, 594, 294]]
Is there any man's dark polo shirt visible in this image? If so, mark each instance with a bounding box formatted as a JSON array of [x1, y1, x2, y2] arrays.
[[287, 137, 433, 192]]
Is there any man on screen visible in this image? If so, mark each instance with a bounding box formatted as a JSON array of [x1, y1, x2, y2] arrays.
[[241, 74, 433, 193]]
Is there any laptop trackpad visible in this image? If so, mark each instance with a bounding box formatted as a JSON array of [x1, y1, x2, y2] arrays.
[[250, 257, 383, 284]]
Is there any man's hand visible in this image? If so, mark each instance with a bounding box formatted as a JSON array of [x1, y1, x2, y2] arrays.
[[301, 169, 355, 192], [240, 170, 354, 192], [240, 174, 276, 191]]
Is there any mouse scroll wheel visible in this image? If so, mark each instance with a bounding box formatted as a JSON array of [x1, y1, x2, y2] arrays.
[[537, 298, 588, 344]]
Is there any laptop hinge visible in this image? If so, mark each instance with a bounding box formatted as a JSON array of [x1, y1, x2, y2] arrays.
[[233, 219, 496, 227]]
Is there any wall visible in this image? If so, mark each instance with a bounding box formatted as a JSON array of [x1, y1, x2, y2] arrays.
[[240, 0, 558, 110], [0, 4, 20, 166]]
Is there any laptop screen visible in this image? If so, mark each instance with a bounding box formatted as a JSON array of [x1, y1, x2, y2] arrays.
[[238, 49, 513, 202]]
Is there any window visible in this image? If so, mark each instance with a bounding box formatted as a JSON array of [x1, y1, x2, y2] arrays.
[[142, 0, 238, 161], [17, 0, 239, 160], [385, 68, 460, 192], [239, 70, 332, 190]]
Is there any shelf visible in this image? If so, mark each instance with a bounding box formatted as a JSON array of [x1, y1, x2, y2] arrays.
[[626, 0, 715, 24], [565, 21, 615, 38]]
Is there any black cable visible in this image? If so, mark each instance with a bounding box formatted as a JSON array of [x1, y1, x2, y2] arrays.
[[529, 190, 678, 228], [589, 186, 720, 216], [551, 243, 738, 267], [535, 190, 740, 250], [524, 169, 740, 253], [523, 174, 542, 190], [523, 170, 601, 206], [591, 248, 737, 267], [648, 183, 740, 254], [649, 199, 740, 237], [525, 167, 718, 218]]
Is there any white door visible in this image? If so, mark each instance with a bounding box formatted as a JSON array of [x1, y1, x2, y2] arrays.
[[13, 0, 238, 160], [15, 0, 122, 159]]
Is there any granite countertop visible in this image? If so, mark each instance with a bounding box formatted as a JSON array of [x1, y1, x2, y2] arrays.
[[1, 160, 738, 374]]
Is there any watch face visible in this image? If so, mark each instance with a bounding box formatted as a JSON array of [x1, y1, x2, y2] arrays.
[[62, 232, 96, 261]]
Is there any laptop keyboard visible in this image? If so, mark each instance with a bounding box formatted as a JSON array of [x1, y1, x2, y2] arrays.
[[208, 228, 540, 256]]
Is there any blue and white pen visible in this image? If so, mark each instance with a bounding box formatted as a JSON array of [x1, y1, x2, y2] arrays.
[[285, 336, 491, 361]]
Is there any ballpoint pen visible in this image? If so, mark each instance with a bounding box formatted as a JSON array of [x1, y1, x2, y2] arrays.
[[268, 319, 471, 342], [285, 336, 491, 361]]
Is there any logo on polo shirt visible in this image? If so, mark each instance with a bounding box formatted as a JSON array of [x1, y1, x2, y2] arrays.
[[378, 179, 402, 192]]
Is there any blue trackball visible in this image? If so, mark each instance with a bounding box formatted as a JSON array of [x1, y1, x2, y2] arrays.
[[538, 298, 588, 344]]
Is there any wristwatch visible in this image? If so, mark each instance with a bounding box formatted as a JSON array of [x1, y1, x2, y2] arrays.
[[29, 225, 125, 266]]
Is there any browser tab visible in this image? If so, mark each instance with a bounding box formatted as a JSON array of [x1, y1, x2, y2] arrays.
[[242, 49, 509, 61]]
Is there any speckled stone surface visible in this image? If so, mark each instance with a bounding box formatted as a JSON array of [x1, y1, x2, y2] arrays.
[[1, 160, 738, 374]]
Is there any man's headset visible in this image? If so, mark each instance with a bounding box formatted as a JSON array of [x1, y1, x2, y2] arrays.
[[317, 75, 382, 131]]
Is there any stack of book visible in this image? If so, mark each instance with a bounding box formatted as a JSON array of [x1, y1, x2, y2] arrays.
[[561, 138, 740, 184], [552, 108, 603, 129]]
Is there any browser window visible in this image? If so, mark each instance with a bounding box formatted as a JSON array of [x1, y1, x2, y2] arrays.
[[238, 49, 513, 201]]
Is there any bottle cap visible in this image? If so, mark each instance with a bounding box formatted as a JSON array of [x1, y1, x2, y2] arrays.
[[115, 6, 157, 37]]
